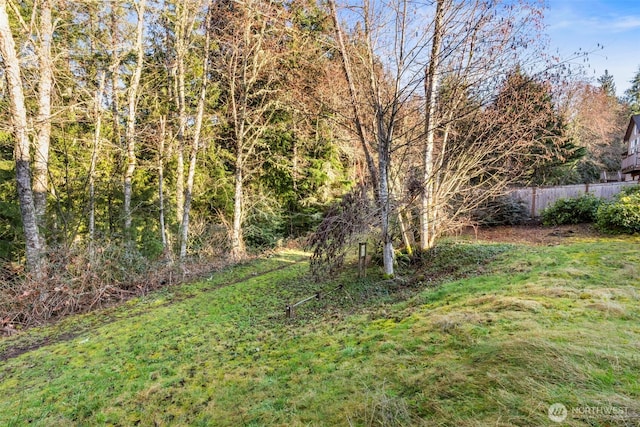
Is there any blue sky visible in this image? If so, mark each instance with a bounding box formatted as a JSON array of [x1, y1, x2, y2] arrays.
[[546, 0, 640, 96]]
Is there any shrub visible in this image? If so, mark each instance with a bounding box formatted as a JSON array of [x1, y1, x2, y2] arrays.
[[472, 195, 530, 226], [307, 186, 374, 279], [541, 194, 602, 226], [619, 184, 640, 197], [595, 191, 640, 234]]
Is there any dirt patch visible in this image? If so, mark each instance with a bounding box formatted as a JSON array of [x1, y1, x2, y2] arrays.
[[468, 295, 546, 312], [0, 332, 81, 363], [462, 223, 600, 245]]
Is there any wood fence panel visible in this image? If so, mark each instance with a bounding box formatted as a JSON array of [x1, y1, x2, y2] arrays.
[[508, 182, 638, 217]]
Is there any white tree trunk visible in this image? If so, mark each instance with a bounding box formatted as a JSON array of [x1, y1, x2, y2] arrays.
[[421, 0, 445, 251], [230, 154, 245, 259], [398, 212, 413, 256], [180, 8, 210, 260], [175, 48, 186, 226], [158, 116, 168, 250], [378, 149, 394, 276], [89, 72, 106, 255], [33, 0, 54, 227], [123, 0, 146, 235], [176, 143, 185, 226], [0, 0, 46, 279], [109, 3, 122, 235]]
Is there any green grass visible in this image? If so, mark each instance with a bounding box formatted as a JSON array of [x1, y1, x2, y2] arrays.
[[1, 238, 639, 426]]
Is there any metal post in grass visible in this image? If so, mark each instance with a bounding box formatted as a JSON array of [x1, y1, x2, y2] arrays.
[[285, 286, 343, 319], [358, 242, 367, 278]]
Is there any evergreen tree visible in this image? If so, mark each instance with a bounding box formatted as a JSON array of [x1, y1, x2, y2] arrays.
[[493, 68, 586, 185], [625, 66, 640, 114], [597, 69, 616, 98]]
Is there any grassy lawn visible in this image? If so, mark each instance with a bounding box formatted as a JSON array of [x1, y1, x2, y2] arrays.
[[1, 237, 639, 426]]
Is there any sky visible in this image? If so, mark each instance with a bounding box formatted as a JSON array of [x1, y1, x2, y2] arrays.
[[546, 0, 640, 97]]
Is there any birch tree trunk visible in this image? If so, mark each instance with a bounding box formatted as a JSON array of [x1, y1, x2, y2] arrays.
[[171, 0, 200, 227], [158, 116, 168, 250], [123, 0, 146, 236], [89, 72, 106, 256], [230, 153, 245, 259], [0, 0, 46, 279], [180, 7, 210, 260], [109, 3, 122, 235], [212, 0, 277, 260], [33, 0, 54, 227], [378, 142, 394, 276], [174, 39, 186, 226], [420, 0, 445, 251]]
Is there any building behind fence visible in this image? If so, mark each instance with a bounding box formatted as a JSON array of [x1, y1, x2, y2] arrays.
[[509, 182, 639, 218]]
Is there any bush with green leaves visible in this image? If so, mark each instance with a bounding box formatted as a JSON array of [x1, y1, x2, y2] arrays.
[[541, 193, 602, 226], [595, 189, 640, 234], [619, 184, 640, 197]]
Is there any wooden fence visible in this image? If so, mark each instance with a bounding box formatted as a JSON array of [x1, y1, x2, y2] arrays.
[[508, 181, 639, 218]]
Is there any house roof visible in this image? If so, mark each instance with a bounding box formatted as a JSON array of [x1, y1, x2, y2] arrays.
[[624, 114, 640, 142]]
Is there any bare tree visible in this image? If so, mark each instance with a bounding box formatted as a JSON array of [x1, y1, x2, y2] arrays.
[[413, 0, 553, 248], [180, 4, 211, 260], [33, 0, 55, 227], [323, 0, 552, 273], [420, 0, 444, 251], [158, 115, 168, 250], [89, 72, 107, 255], [563, 81, 628, 179], [328, 0, 430, 276], [123, 0, 147, 237], [210, 0, 285, 259], [108, 1, 123, 235], [0, 0, 46, 279], [328, 0, 378, 189], [171, 0, 200, 226]]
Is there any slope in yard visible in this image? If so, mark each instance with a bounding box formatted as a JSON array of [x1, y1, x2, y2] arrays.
[[1, 238, 639, 426]]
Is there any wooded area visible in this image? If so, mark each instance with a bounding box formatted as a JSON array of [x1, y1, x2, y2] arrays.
[[0, 0, 632, 325]]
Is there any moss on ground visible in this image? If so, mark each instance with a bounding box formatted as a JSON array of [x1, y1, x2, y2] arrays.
[[0, 239, 639, 426]]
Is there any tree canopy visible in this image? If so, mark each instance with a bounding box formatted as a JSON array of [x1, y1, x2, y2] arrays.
[[0, 0, 624, 323]]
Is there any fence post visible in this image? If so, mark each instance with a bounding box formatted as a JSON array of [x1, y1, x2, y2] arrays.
[[531, 187, 537, 218], [358, 242, 367, 278], [286, 305, 294, 319]]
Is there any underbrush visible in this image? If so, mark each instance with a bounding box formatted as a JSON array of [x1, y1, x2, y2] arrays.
[[472, 195, 530, 226], [0, 242, 235, 333]]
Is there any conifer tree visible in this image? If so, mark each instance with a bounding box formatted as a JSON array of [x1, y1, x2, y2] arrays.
[[625, 66, 640, 114], [597, 69, 616, 98]]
